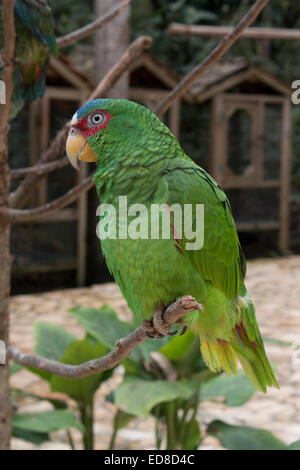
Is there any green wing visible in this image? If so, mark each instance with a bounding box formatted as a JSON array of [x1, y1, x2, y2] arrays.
[[164, 159, 246, 300]]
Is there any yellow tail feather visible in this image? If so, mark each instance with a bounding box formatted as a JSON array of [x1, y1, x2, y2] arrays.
[[200, 336, 279, 393], [201, 340, 238, 375]]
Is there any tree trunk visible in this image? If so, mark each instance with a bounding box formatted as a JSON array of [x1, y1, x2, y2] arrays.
[[0, 129, 12, 450], [94, 0, 130, 98]]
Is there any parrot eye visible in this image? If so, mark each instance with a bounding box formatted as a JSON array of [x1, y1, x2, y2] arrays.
[[89, 112, 104, 126]]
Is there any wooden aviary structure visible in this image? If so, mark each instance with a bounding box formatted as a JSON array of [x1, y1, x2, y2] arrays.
[[166, 23, 295, 254], [128, 52, 191, 139], [186, 59, 292, 253]]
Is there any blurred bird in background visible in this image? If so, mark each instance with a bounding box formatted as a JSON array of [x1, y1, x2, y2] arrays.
[[0, 0, 58, 118]]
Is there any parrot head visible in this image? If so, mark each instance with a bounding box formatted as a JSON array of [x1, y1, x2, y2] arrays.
[[66, 98, 158, 170]]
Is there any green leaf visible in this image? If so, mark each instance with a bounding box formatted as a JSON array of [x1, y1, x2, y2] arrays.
[[132, 337, 168, 362], [183, 418, 201, 450], [12, 389, 68, 410], [114, 377, 198, 418], [12, 427, 49, 445], [70, 306, 131, 350], [109, 409, 137, 450], [289, 440, 300, 450], [113, 409, 136, 434], [200, 370, 256, 407], [35, 322, 76, 361], [159, 330, 195, 361], [71, 305, 166, 362], [13, 410, 83, 433], [29, 323, 77, 382], [51, 339, 112, 403], [207, 420, 288, 450]]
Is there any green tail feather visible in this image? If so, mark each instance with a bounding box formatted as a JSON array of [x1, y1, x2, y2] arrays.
[[232, 322, 279, 393], [234, 296, 279, 392], [235, 350, 278, 393], [200, 295, 279, 393], [201, 336, 279, 393]]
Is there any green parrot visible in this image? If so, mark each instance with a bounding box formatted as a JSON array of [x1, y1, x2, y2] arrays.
[[0, 0, 58, 118], [66, 98, 279, 393]]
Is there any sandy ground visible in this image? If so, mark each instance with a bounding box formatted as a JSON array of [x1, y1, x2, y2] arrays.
[[9, 256, 300, 450]]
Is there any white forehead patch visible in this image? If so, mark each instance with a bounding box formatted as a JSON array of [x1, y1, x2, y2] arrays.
[[71, 112, 78, 126]]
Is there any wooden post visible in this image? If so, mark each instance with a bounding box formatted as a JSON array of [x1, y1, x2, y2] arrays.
[[29, 100, 41, 207], [210, 95, 226, 184]]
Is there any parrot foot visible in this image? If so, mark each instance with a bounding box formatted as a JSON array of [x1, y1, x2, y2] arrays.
[[153, 306, 178, 337], [142, 306, 177, 339], [142, 320, 165, 339], [143, 306, 189, 339], [177, 318, 188, 336], [180, 324, 188, 336]]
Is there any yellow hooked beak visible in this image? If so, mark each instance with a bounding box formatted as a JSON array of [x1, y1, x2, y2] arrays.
[[66, 127, 98, 170]]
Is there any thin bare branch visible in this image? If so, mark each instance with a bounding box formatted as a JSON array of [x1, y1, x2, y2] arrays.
[[10, 156, 69, 180], [167, 23, 300, 40], [155, 0, 270, 117], [6, 172, 95, 224], [9, 127, 68, 208], [7, 296, 202, 378], [57, 0, 131, 49], [9, 36, 152, 209]]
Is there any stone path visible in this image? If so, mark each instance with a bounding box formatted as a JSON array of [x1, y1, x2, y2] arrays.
[[9, 256, 300, 450]]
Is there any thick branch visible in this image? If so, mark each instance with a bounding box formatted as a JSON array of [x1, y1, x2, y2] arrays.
[[6, 172, 95, 223], [57, 0, 131, 49], [7, 296, 202, 378], [10, 156, 69, 180], [0, 0, 16, 449], [155, 0, 270, 117], [9, 36, 152, 209], [0, 0, 16, 137]]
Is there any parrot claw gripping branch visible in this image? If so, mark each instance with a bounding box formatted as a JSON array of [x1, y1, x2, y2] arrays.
[[143, 302, 204, 339]]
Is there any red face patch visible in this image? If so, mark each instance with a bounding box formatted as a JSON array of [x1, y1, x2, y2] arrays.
[[75, 110, 114, 139]]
